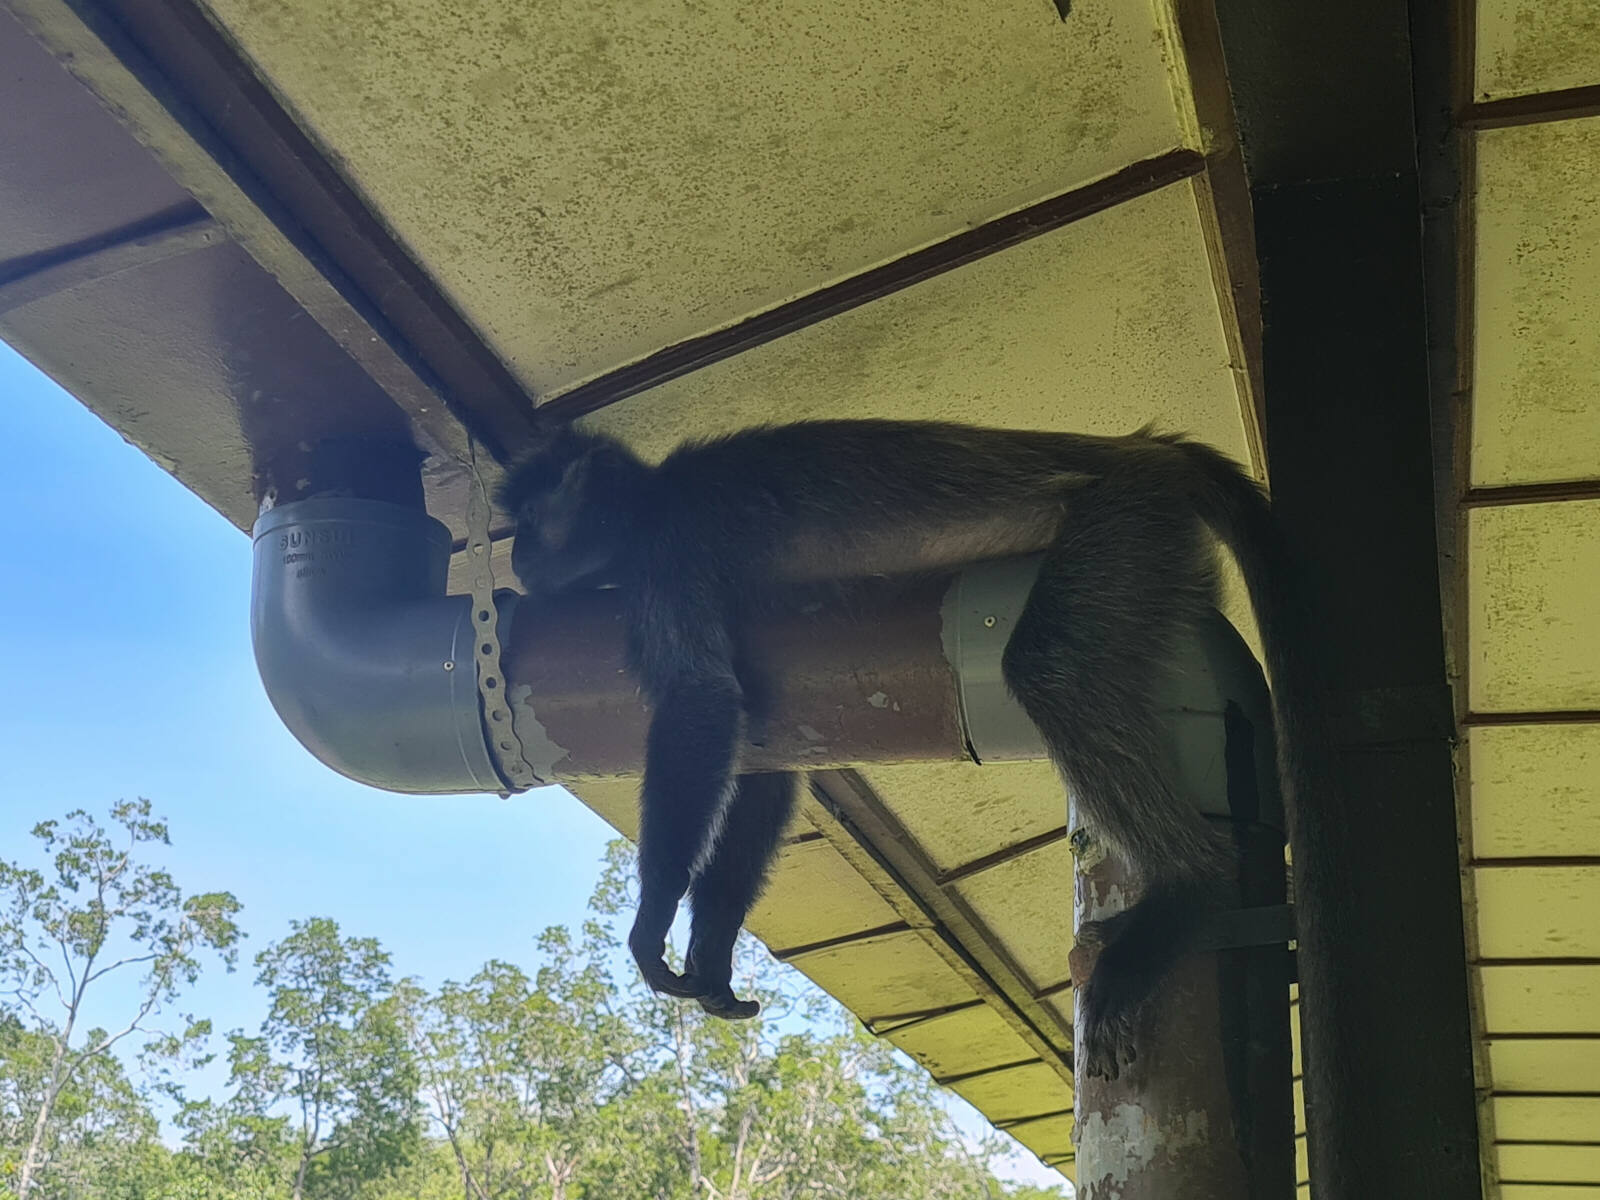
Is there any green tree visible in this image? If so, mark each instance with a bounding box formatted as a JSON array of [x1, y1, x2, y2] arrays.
[[222, 919, 419, 1200], [399, 930, 649, 1200], [171, 1093, 296, 1199], [0, 800, 241, 1199], [576, 839, 1068, 1200], [0, 1014, 160, 1200]]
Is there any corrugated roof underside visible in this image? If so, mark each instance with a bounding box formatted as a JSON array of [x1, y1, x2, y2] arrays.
[[1462, 2, 1600, 1192], [193, 0, 1195, 399]]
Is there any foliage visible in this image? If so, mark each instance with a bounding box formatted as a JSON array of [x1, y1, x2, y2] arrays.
[[0, 800, 240, 1199], [1, 810, 1070, 1199], [222, 918, 420, 1200], [0, 1015, 159, 1200]]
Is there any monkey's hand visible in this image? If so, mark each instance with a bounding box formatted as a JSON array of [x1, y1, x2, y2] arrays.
[[628, 925, 702, 1000]]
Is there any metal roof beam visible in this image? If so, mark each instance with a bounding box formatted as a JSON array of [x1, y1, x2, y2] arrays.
[[1205, 0, 1484, 1193]]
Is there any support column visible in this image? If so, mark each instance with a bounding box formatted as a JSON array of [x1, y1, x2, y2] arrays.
[[1206, 1, 1483, 1194]]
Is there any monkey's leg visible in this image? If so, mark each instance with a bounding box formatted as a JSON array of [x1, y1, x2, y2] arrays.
[[631, 670, 747, 999], [731, 639, 776, 749], [1001, 474, 1232, 1080], [684, 772, 798, 1019]]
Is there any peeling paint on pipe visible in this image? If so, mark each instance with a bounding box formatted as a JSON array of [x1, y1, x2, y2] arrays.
[[498, 575, 971, 779]]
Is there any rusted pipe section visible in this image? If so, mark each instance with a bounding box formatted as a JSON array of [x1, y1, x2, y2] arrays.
[[1068, 620, 1294, 1199], [252, 472, 1042, 792], [498, 576, 971, 780]]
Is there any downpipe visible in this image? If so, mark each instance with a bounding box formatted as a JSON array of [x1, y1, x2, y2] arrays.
[[251, 497, 505, 793], [252, 497, 1281, 824]]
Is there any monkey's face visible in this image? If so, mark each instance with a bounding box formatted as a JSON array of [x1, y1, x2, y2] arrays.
[[502, 433, 642, 596]]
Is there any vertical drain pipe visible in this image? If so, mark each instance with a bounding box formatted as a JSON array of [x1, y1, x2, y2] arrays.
[[1068, 612, 1294, 1199], [946, 556, 1294, 1193], [250, 438, 506, 794]]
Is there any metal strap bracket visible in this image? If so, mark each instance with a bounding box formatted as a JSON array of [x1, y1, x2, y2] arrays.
[[465, 436, 541, 794], [1192, 903, 1296, 952]]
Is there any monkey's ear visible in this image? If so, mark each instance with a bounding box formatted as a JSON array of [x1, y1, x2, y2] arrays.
[[537, 451, 594, 549], [503, 411, 567, 463]]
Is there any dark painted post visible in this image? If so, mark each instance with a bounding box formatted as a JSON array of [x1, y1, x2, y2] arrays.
[[1206, 2, 1483, 1195]]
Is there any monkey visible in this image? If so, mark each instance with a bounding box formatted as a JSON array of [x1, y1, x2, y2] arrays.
[[499, 417, 1318, 1078]]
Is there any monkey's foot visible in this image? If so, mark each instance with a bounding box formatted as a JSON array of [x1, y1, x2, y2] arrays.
[[1078, 984, 1138, 1081], [695, 987, 761, 1020], [641, 959, 702, 998], [629, 926, 702, 999], [1075, 924, 1152, 1081]]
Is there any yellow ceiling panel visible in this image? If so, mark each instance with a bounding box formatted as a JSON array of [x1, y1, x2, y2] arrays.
[[1494, 1095, 1600, 1143], [786, 927, 974, 1019], [584, 181, 1250, 468], [952, 841, 1075, 990], [1475, 0, 1600, 101], [563, 778, 640, 838], [1467, 501, 1600, 712], [883, 1003, 1040, 1078], [1469, 724, 1600, 858], [1003, 1111, 1076, 1161], [1472, 118, 1600, 487], [197, 0, 1190, 395], [947, 1061, 1073, 1124], [745, 836, 904, 952], [1042, 991, 1073, 1035], [861, 760, 1066, 876], [1036, 992, 1075, 1049], [1479, 965, 1600, 1034], [1475, 866, 1600, 958], [1290, 996, 1303, 1080], [1487, 1038, 1600, 1093], [1498, 1144, 1600, 1187]]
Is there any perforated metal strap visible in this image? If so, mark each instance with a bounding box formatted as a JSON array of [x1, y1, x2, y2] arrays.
[[1192, 903, 1297, 952], [466, 436, 541, 793]]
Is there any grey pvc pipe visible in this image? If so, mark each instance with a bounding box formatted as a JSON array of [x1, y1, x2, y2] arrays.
[[251, 498, 504, 794], [252, 495, 1280, 831], [944, 555, 1284, 829]]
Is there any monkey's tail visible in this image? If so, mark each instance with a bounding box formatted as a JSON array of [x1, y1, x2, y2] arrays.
[[1161, 435, 1336, 874]]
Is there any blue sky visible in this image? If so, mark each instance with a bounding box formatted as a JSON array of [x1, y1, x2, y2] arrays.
[[0, 339, 1065, 1190], [0, 339, 618, 1043]]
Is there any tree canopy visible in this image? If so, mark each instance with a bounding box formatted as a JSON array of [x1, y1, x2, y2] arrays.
[[1, 805, 1071, 1200]]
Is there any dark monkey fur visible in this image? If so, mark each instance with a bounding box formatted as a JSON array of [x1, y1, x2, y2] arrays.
[[500, 418, 1319, 1078]]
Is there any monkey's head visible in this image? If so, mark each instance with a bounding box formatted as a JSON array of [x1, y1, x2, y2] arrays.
[[499, 426, 649, 595]]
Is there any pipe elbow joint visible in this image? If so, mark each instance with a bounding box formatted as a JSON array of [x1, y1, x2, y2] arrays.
[[251, 498, 505, 794]]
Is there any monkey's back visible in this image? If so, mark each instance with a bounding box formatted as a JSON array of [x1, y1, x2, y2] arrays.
[[646, 419, 1142, 584]]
